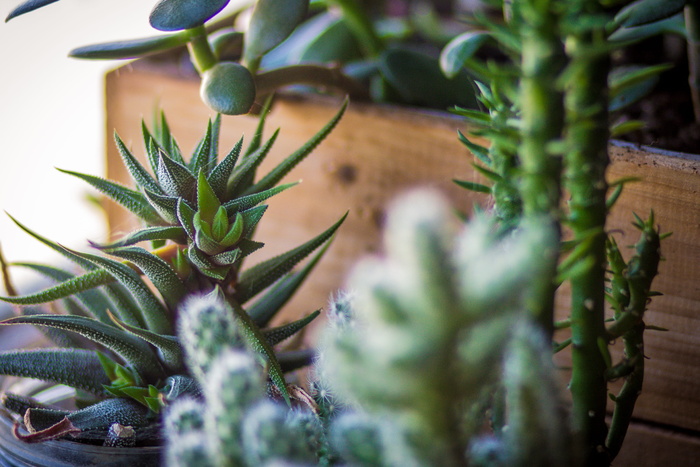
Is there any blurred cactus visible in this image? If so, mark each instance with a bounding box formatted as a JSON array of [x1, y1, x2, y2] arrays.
[[165, 190, 577, 465], [315, 190, 571, 466], [165, 291, 327, 466]]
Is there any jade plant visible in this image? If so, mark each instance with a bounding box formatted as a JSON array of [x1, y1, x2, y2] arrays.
[[5, 0, 479, 113], [0, 99, 347, 444], [5, 0, 365, 115]]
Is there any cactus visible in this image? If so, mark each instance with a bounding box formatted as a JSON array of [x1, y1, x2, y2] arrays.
[[165, 291, 326, 466]]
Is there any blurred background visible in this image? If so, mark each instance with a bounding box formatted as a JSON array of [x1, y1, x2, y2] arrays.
[[0, 0, 154, 290]]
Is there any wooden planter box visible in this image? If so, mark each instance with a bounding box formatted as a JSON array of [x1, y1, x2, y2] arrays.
[[105, 60, 700, 465]]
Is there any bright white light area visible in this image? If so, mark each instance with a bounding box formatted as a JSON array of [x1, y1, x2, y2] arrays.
[[0, 0, 155, 288]]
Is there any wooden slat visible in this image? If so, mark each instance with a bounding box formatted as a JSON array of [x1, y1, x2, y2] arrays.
[[615, 422, 700, 466], [105, 62, 700, 436]]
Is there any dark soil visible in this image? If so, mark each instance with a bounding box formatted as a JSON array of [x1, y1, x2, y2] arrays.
[[615, 39, 700, 154]]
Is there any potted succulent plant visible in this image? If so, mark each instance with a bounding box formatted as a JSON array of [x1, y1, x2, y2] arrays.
[[0, 89, 348, 465]]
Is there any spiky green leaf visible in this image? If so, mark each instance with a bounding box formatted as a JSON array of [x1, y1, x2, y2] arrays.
[[91, 226, 186, 250], [246, 98, 348, 195], [109, 312, 184, 373], [197, 169, 222, 224], [210, 248, 241, 267], [114, 132, 162, 194], [57, 169, 163, 225], [228, 299, 291, 406], [189, 120, 214, 175], [104, 246, 187, 310], [223, 183, 296, 217], [0, 269, 112, 306], [236, 212, 347, 303], [70, 250, 172, 335], [144, 189, 181, 224], [239, 206, 267, 239], [245, 95, 274, 157], [454, 179, 492, 194], [458, 130, 491, 165], [228, 129, 281, 196], [208, 136, 243, 199], [0, 315, 164, 383], [187, 247, 229, 281], [249, 239, 330, 327], [157, 152, 197, 203], [262, 310, 320, 346], [0, 349, 108, 394], [10, 263, 113, 324]]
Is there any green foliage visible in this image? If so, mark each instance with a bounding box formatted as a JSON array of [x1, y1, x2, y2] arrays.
[[200, 62, 257, 115], [6, 0, 482, 113], [0, 105, 346, 445], [149, 0, 231, 32], [244, 0, 309, 65], [166, 292, 326, 466], [438, 1, 669, 464]]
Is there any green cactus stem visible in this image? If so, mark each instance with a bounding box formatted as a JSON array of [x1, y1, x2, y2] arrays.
[[562, 2, 612, 464], [515, 0, 566, 338]]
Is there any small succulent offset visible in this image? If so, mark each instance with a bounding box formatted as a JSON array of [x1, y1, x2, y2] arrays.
[[0, 99, 347, 444]]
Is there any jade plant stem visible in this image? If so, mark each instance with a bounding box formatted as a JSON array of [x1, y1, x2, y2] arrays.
[[517, 0, 566, 339], [187, 25, 217, 74], [685, 0, 700, 122], [327, 0, 384, 57], [255, 65, 370, 99], [563, 2, 611, 464]]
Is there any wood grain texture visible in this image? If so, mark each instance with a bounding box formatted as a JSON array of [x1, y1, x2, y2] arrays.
[[105, 62, 700, 439]]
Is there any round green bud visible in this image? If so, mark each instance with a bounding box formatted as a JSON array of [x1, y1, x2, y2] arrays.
[[200, 62, 256, 115]]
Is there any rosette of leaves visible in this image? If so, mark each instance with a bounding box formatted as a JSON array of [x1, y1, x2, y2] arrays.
[[5, 0, 367, 115], [0, 101, 348, 443]]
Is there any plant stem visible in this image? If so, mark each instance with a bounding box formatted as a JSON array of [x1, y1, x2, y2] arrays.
[[563, 3, 611, 464], [327, 0, 384, 57], [255, 64, 370, 99], [685, 0, 700, 122], [606, 324, 644, 459], [517, 1, 566, 338], [187, 26, 217, 74]]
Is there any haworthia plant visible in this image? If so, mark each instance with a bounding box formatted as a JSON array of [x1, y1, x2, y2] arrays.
[[0, 101, 348, 444]]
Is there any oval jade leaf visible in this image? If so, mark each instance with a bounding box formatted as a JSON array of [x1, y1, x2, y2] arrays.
[[200, 62, 256, 115], [5, 0, 60, 22], [150, 0, 230, 32], [440, 32, 488, 79], [613, 0, 686, 29], [70, 32, 190, 60], [380, 48, 479, 109], [244, 0, 309, 62]]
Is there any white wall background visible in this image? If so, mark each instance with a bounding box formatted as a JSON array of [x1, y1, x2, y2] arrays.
[[0, 0, 155, 288]]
